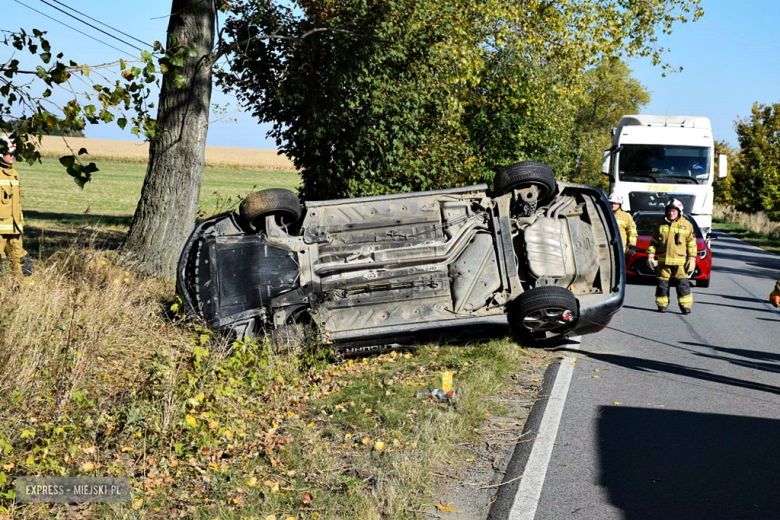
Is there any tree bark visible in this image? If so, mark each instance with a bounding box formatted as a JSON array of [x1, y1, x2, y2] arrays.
[[122, 0, 215, 280]]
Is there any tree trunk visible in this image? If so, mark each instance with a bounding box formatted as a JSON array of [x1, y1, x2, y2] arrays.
[[122, 0, 215, 280]]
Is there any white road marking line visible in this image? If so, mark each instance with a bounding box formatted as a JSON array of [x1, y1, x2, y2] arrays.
[[508, 337, 580, 520]]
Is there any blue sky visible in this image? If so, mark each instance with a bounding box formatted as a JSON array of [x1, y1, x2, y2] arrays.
[[4, 0, 779, 149]]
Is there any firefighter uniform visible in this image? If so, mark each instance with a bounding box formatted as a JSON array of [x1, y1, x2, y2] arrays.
[[0, 159, 27, 275], [614, 208, 638, 254], [647, 215, 697, 312], [770, 278, 780, 308]]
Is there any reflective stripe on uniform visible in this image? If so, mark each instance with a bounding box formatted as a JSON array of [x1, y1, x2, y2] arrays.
[[678, 294, 693, 306], [656, 296, 669, 306], [0, 180, 19, 186], [659, 257, 686, 265]]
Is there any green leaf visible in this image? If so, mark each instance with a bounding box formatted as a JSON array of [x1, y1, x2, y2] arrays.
[[117, 117, 128, 130], [77, 148, 88, 156], [36, 66, 47, 79], [40, 52, 51, 64]]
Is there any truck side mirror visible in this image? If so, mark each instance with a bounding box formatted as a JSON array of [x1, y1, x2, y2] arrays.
[[601, 150, 611, 177], [718, 154, 728, 180]]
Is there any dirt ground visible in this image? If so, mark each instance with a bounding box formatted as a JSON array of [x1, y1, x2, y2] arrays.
[[428, 348, 557, 519]]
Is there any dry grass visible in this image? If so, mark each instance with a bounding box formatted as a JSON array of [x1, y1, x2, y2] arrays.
[[0, 248, 187, 424], [37, 136, 298, 172], [0, 244, 548, 519], [713, 205, 780, 239]]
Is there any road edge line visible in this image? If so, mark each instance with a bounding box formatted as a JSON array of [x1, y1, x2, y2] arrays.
[[488, 339, 579, 520]]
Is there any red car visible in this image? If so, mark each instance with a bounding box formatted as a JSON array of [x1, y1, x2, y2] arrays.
[[625, 211, 713, 287]]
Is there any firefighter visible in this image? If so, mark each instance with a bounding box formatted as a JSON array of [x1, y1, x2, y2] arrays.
[[609, 193, 637, 256], [0, 136, 31, 276], [646, 199, 697, 314], [770, 278, 780, 308]]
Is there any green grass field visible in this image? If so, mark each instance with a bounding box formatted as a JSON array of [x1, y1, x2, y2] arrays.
[[18, 159, 301, 226], [15, 159, 300, 257]]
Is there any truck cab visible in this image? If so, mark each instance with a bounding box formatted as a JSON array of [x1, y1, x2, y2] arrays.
[[601, 115, 728, 239]]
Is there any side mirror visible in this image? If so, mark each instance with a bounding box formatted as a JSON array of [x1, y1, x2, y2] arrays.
[[718, 154, 728, 180], [601, 150, 611, 177]]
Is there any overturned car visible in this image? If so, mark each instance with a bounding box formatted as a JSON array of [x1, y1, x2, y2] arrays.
[[177, 162, 625, 350]]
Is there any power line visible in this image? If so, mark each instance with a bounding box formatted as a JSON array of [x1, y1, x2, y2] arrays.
[[45, 0, 155, 49], [13, 0, 136, 58], [36, 0, 146, 53]]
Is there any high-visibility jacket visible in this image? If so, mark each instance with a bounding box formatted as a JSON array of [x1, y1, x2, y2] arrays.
[[647, 216, 696, 266], [613, 209, 637, 250], [0, 161, 24, 234]]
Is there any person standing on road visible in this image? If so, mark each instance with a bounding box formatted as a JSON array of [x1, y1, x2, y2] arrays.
[[646, 199, 697, 314], [609, 193, 637, 257], [770, 278, 780, 308], [0, 136, 31, 277]]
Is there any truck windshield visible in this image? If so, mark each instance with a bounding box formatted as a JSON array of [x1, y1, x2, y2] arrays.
[[618, 145, 711, 185]]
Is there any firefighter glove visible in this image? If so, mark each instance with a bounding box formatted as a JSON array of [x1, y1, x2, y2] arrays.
[[770, 290, 780, 308], [626, 245, 636, 257], [685, 257, 696, 275], [647, 254, 657, 270]]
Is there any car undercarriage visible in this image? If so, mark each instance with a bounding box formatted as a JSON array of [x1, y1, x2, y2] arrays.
[[177, 162, 625, 349]]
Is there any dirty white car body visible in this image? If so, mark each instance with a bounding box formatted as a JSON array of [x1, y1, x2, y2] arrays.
[[177, 162, 625, 351]]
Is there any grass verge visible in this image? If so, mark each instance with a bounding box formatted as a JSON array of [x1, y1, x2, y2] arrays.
[[0, 249, 549, 519], [713, 220, 780, 255]]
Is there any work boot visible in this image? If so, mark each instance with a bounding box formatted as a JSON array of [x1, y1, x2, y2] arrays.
[[681, 307, 692, 315], [657, 306, 667, 313]]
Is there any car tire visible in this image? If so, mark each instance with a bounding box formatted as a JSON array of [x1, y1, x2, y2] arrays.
[[494, 161, 557, 205], [508, 285, 579, 342], [697, 278, 710, 288], [239, 188, 302, 232]]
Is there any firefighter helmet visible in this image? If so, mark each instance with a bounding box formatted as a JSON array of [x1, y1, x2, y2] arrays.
[[608, 193, 623, 205], [0, 136, 15, 154], [665, 198, 684, 214]]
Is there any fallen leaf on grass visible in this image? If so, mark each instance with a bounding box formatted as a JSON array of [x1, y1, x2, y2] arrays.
[[302, 491, 313, 505], [437, 503, 459, 512], [374, 440, 385, 451], [81, 462, 95, 472]]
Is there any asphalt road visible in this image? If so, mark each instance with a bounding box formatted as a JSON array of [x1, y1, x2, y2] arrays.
[[495, 230, 780, 520]]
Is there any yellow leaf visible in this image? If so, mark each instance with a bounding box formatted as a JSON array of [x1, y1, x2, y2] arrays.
[[185, 414, 197, 427], [364, 408, 372, 414], [594, 369, 600, 372], [361, 436, 370, 445], [81, 446, 96, 455], [132, 498, 144, 509], [81, 462, 95, 472], [436, 503, 458, 512], [265, 516, 277, 520], [121, 446, 133, 453], [208, 462, 219, 470], [613, 402, 622, 406], [465, 458, 474, 462], [592, 375, 599, 379], [307, 422, 315, 428], [247, 477, 258, 487], [284, 517, 296, 520], [374, 440, 385, 451]]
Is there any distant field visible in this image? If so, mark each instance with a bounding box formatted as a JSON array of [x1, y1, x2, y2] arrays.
[[37, 136, 297, 171], [18, 159, 301, 222]]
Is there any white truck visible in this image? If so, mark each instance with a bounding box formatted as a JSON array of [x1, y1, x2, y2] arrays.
[[601, 114, 728, 238]]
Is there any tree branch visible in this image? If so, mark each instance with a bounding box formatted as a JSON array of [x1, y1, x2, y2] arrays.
[[211, 27, 388, 63]]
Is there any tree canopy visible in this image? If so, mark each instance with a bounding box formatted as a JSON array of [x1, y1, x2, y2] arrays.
[[716, 102, 780, 219], [219, 0, 702, 201]]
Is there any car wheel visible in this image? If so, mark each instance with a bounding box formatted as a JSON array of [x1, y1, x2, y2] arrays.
[[508, 286, 578, 342], [239, 188, 302, 232], [494, 161, 557, 205], [697, 278, 710, 288]]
